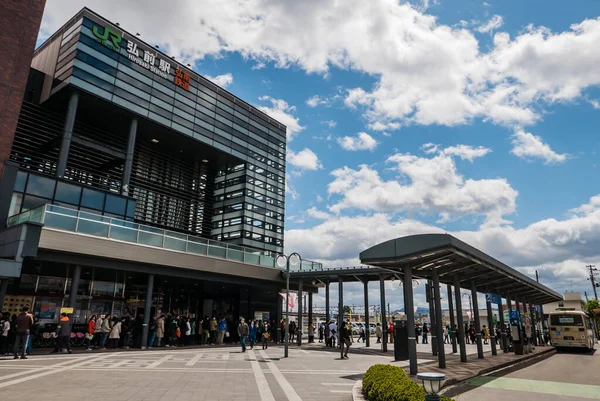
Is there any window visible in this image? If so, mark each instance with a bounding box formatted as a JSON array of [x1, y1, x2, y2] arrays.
[[25, 174, 55, 198], [550, 315, 583, 326], [8, 193, 23, 216], [22, 195, 48, 211], [81, 188, 105, 210], [55, 181, 82, 204], [105, 194, 126, 215], [14, 171, 27, 192], [37, 277, 65, 295]]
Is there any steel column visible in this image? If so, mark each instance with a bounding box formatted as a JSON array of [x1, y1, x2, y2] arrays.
[[379, 274, 387, 352], [453, 275, 467, 362], [121, 117, 138, 195], [432, 268, 446, 368], [404, 266, 418, 375], [499, 295, 507, 353], [68, 265, 81, 309], [428, 280, 437, 356], [486, 295, 497, 355], [471, 280, 484, 359], [447, 284, 457, 354], [338, 276, 344, 359], [141, 274, 154, 348], [308, 292, 313, 342], [325, 280, 330, 322], [56, 91, 79, 178], [297, 278, 303, 346], [530, 302, 537, 346], [364, 280, 370, 348]]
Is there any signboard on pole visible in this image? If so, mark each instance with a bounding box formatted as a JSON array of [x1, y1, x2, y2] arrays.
[[485, 292, 502, 304]]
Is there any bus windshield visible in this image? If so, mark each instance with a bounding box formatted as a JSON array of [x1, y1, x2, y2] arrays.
[[550, 315, 584, 326]]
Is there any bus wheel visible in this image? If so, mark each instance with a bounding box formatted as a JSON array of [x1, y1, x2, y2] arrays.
[[555, 347, 562, 353]]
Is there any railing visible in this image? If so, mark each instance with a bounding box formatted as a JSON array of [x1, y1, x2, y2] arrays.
[[7, 204, 322, 270]]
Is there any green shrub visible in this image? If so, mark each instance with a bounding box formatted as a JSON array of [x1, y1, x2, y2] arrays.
[[362, 364, 454, 401]]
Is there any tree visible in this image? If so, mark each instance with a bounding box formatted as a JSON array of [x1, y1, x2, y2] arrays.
[[343, 305, 353, 314], [585, 299, 600, 339]]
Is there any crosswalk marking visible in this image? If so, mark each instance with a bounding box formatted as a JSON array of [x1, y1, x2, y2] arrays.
[[185, 353, 203, 366], [145, 354, 172, 369]]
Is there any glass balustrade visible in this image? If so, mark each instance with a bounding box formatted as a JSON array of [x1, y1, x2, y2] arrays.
[[7, 204, 323, 271]]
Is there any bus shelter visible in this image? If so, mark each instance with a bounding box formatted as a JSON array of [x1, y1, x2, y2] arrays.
[[288, 234, 562, 375]]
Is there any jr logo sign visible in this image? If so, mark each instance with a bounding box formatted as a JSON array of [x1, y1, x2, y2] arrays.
[[92, 24, 122, 51]]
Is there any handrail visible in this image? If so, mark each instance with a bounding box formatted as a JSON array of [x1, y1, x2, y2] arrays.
[[6, 204, 323, 271]]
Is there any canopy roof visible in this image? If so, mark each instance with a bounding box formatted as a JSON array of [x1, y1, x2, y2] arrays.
[[289, 234, 562, 305]]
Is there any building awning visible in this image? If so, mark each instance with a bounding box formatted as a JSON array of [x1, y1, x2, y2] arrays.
[[289, 233, 562, 305]]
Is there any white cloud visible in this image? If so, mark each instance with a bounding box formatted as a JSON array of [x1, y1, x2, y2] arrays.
[[257, 96, 304, 141], [476, 15, 504, 33], [337, 132, 379, 151], [588, 99, 600, 109], [322, 120, 337, 128], [39, 1, 600, 131], [286, 193, 600, 296], [306, 95, 326, 107], [204, 73, 233, 88], [285, 174, 299, 200], [328, 144, 515, 223], [510, 130, 568, 164], [368, 121, 402, 131], [316, 194, 324, 203], [287, 148, 322, 171], [483, 2, 491, 6], [306, 207, 331, 220]]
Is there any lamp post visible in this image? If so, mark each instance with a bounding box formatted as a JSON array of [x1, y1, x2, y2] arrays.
[[276, 252, 301, 358], [416, 372, 446, 401]]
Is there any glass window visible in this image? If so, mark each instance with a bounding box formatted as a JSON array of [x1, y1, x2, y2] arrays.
[[92, 281, 115, 297], [126, 200, 136, 218], [550, 315, 583, 326], [22, 195, 48, 212], [104, 194, 126, 215], [18, 275, 37, 292], [37, 277, 65, 295], [55, 181, 82, 204], [81, 188, 105, 210], [25, 174, 55, 198], [34, 297, 61, 321], [14, 171, 27, 192], [8, 192, 23, 216]]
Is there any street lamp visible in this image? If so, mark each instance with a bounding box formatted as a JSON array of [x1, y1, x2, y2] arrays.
[[276, 252, 301, 358], [416, 372, 446, 401]]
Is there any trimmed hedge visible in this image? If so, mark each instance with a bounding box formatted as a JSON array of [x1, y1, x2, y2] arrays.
[[362, 365, 454, 401]]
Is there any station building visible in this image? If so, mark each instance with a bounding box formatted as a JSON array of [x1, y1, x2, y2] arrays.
[[0, 7, 317, 335]]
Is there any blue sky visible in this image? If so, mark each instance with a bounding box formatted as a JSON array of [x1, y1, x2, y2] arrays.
[[40, 0, 600, 308]]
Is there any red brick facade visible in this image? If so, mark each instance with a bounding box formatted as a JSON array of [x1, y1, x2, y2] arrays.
[[0, 0, 46, 180]]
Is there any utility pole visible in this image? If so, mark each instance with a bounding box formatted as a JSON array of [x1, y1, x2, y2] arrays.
[[585, 291, 589, 302], [587, 264, 599, 301]]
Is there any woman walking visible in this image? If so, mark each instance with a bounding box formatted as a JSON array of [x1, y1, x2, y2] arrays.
[[249, 320, 257, 350], [261, 321, 270, 349], [109, 317, 121, 349]]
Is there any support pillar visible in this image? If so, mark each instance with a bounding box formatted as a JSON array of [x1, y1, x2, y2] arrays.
[[276, 290, 282, 343], [308, 292, 313, 342], [499, 295, 507, 353], [379, 274, 387, 352], [506, 293, 512, 351], [447, 284, 457, 354], [56, 91, 79, 178], [403, 267, 418, 375], [486, 294, 497, 356], [338, 277, 344, 359], [427, 280, 437, 356], [530, 302, 537, 346], [121, 117, 138, 195], [68, 265, 81, 309], [364, 280, 370, 348], [297, 278, 303, 346], [325, 280, 330, 322], [453, 275, 467, 362], [432, 269, 446, 368], [0, 280, 8, 310], [141, 274, 154, 349], [471, 281, 484, 359]]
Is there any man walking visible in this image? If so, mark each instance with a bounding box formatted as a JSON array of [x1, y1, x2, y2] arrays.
[[217, 317, 227, 345], [14, 307, 33, 359], [238, 317, 249, 353]]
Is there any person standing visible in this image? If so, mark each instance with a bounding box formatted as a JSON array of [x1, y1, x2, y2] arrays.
[[13, 307, 33, 359], [109, 317, 121, 349], [121, 316, 132, 349], [388, 321, 394, 344], [217, 317, 227, 345], [318, 323, 324, 343], [93, 314, 103, 348], [307, 321, 315, 343], [55, 312, 72, 354], [329, 320, 337, 348], [1, 312, 11, 355], [148, 316, 157, 349], [156, 315, 165, 347], [340, 321, 351, 359], [422, 323, 429, 344], [358, 325, 366, 343], [376, 323, 382, 344], [86, 315, 96, 351], [289, 320, 296, 343], [443, 325, 449, 344], [415, 324, 421, 344], [100, 314, 111, 350], [238, 317, 249, 353], [210, 317, 218, 345], [324, 321, 331, 347], [248, 320, 257, 350], [262, 321, 270, 349], [482, 325, 490, 345]]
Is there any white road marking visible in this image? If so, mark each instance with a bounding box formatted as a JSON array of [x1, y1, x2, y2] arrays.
[[0, 354, 113, 389], [145, 354, 173, 368], [258, 350, 302, 401], [72, 367, 253, 373], [0, 356, 95, 381], [106, 359, 132, 368], [249, 350, 275, 401], [185, 353, 203, 366]]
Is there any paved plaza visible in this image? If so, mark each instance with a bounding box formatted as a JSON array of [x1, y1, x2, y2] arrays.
[[0, 338, 550, 401]]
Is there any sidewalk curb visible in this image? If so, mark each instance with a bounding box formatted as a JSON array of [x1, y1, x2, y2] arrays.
[[351, 347, 556, 400]]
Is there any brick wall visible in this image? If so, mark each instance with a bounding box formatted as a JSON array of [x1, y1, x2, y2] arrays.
[[0, 0, 46, 180]]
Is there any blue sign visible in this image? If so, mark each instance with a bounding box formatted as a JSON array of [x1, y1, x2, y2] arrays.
[[509, 310, 520, 320], [485, 292, 502, 304]]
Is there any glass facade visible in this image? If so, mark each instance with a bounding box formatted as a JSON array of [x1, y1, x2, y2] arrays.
[[26, 9, 286, 253]]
